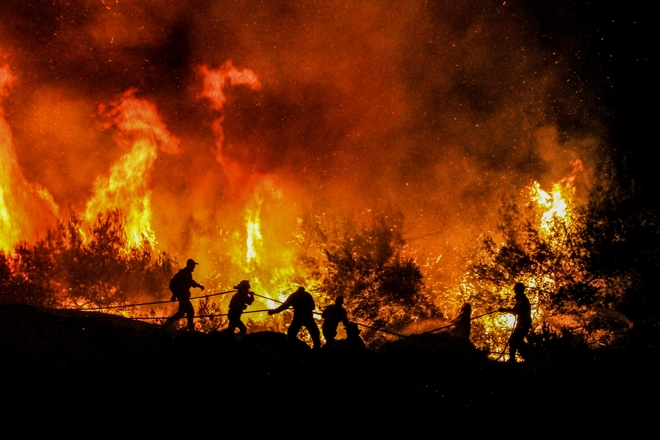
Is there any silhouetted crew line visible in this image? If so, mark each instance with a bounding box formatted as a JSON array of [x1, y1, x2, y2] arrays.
[[164, 259, 205, 331], [321, 296, 349, 344], [453, 303, 472, 341], [225, 280, 255, 335], [499, 282, 532, 362], [268, 286, 321, 349]]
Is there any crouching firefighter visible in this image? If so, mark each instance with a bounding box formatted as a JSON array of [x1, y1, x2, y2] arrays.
[[321, 296, 349, 345]]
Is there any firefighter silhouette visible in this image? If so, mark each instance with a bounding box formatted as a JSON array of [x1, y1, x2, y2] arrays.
[[268, 286, 321, 349], [225, 280, 255, 335], [321, 296, 349, 345], [164, 259, 204, 331], [499, 283, 532, 362], [453, 303, 472, 341]]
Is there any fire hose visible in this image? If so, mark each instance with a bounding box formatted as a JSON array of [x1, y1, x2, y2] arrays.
[[496, 315, 516, 362], [116, 293, 295, 322], [254, 292, 407, 337], [422, 309, 500, 335], [131, 308, 274, 320], [421, 308, 520, 361], [75, 290, 468, 341], [72, 289, 237, 311], [121, 296, 522, 361]]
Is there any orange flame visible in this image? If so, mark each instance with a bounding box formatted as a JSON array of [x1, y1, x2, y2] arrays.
[[246, 202, 263, 265], [529, 159, 582, 235], [457, 162, 585, 360], [0, 63, 58, 253], [84, 90, 179, 248], [529, 181, 570, 233], [216, 179, 322, 329], [199, 61, 261, 179], [200, 61, 261, 111]]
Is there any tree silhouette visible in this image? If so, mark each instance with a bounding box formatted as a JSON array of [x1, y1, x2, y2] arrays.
[[464, 185, 639, 350], [303, 209, 436, 341]]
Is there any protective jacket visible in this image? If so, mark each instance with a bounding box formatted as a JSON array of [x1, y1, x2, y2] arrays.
[[228, 289, 255, 316], [273, 288, 315, 317], [169, 267, 203, 300]]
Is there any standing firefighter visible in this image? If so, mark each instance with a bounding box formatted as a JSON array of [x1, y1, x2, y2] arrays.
[[164, 259, 205, 332], [225, 280, 255, 335], [499, 282, 532, 362], [268, 286, 321, 349], [321, 296, 349, 345]]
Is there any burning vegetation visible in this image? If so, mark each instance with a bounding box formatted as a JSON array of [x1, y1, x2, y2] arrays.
[[1, 1, 658, 355]]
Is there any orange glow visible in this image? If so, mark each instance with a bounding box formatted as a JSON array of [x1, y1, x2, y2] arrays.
[[0, 64, 13, 93], [200, 62, 261, 111]]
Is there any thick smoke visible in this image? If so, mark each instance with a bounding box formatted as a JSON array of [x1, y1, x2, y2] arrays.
[[0, 1, 604, 279]]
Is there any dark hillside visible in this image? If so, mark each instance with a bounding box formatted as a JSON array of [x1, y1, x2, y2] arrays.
[[0, 304, 657, 436]]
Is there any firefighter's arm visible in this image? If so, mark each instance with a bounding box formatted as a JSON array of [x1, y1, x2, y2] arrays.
[[268, 296, 291, 315]]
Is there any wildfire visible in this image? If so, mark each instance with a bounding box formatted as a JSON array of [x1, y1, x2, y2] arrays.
[[246, 197, 263, 265], [456, 162, 585, 360], [211, 178, 323, 330], [84, 90, 179, 248], [0, 63, 58, 253], [197, 60, 314, 328], [529, 181, 571, 234], [529, 159, 583, 235]]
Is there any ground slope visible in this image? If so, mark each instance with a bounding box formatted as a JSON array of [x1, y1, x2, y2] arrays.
[[0, 304, 657, 436]]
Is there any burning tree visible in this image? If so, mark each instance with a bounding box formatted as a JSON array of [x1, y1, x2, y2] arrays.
[[0, 210, 175, 309], [462, 177, 634, 355], [302, 209, 438, 342]]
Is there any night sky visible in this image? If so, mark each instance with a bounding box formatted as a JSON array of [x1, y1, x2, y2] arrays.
[[525, 1, 656, 195]]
